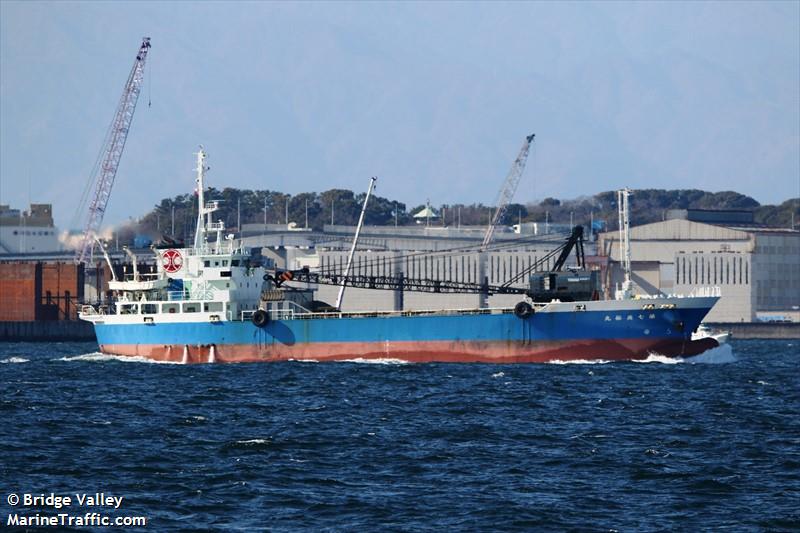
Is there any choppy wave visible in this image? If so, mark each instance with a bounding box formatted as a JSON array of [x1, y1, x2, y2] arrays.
[[636, 353, 684, 364], [235, 438, 270, 445], [1, 339, 795, 531], [56, 353, 182, 365], [548, 359, 612, 365], [0, 357, 29, 364], [340, 358, 410, 365], [686, 343, 736, 364], [639, 344, 737, 365]]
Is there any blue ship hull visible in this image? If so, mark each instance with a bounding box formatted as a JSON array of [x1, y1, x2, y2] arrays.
[[91, 298, 719, 363]]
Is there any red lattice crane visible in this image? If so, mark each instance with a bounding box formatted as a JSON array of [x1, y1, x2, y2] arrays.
[[481, 134, 535, 250], [74, 37, 151, 264]]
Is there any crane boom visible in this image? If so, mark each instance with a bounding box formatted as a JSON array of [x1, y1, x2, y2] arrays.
[[271, 226, 585, 296], [75, 37, 151, 264], [273, 268, 527, 296], [481, 134, 535, 249]]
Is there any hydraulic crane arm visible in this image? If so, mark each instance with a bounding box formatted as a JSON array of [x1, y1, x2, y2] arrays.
[[552, 225, 585, 271], [501, 225, 586, 287], [75, 37, 151, 264]]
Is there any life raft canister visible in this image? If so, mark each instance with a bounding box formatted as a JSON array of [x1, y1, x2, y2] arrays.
[[514, 301, 534, 319], [252, 309, 269, 327]]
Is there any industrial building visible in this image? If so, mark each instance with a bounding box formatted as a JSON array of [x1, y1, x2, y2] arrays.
[[0, 203, 62, 254], [598, 209, 800, 322]]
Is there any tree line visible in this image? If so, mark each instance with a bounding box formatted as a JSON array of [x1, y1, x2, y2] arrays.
[[122, 188, 798, 244]]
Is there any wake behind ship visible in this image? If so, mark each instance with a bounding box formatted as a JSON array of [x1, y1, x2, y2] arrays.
[[79, 149, 721, 363]]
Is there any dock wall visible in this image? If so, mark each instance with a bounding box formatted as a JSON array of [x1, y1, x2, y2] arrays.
[[708, 322, 800, 340], [0, 320, 96, 342]]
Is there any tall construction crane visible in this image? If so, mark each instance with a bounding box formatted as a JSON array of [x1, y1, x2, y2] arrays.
[[74, 37, 151, 264], [481, 134, 535, 249]]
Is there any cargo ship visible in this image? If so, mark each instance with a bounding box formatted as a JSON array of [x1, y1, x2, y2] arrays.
[[79, 149, 721, 363]]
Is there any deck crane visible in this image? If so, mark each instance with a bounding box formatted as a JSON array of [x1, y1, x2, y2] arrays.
[[271, 225, 594, 301], [481, 134, 535, 250], [74, 37, 151, 264]]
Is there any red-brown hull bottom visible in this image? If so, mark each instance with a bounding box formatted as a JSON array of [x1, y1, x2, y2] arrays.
[[98, 337, 720, 364]]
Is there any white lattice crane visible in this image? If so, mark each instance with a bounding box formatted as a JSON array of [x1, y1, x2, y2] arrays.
[[481, 134, 535, 250], [74, 37, 151, 264]]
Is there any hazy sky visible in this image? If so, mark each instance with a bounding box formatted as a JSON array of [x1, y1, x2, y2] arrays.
[[1, 1, 798, 230]]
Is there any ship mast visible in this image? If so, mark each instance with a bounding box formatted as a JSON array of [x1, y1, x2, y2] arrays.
[[193, 148, 208, 250], [191, 147, 226, 253], [336, 177, 377, 310], [616, 187, 633, 300]]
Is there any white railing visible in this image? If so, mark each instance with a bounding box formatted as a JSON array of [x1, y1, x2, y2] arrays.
[[688, 286, 722, 297], [119, 272, 161, 282], [80, 304, 104, 316], [239, 304, 532, 322], [166, 290, 217, 302]]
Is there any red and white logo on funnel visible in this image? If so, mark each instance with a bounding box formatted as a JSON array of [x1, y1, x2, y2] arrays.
[[162, 249, 183, 273]]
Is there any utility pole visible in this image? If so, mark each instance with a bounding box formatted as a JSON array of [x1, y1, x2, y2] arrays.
[[426, 199, 431, 227], [305, 198, 309, 229], [171, 205, 175, 236], [285, 196, 289, 225]]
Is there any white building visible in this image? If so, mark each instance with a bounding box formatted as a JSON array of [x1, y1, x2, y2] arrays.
[[598, 210, 800, 322], [0, 204, 61, 254]]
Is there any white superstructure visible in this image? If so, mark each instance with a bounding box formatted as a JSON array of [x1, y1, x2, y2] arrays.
[[80, 149, 270, 325]]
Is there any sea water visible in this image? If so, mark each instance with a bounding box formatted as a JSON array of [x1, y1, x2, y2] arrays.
[[1, 340, 797, 531]]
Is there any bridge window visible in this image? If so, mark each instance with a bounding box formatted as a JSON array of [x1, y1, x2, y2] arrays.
[[204, 302, 223, 312]]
